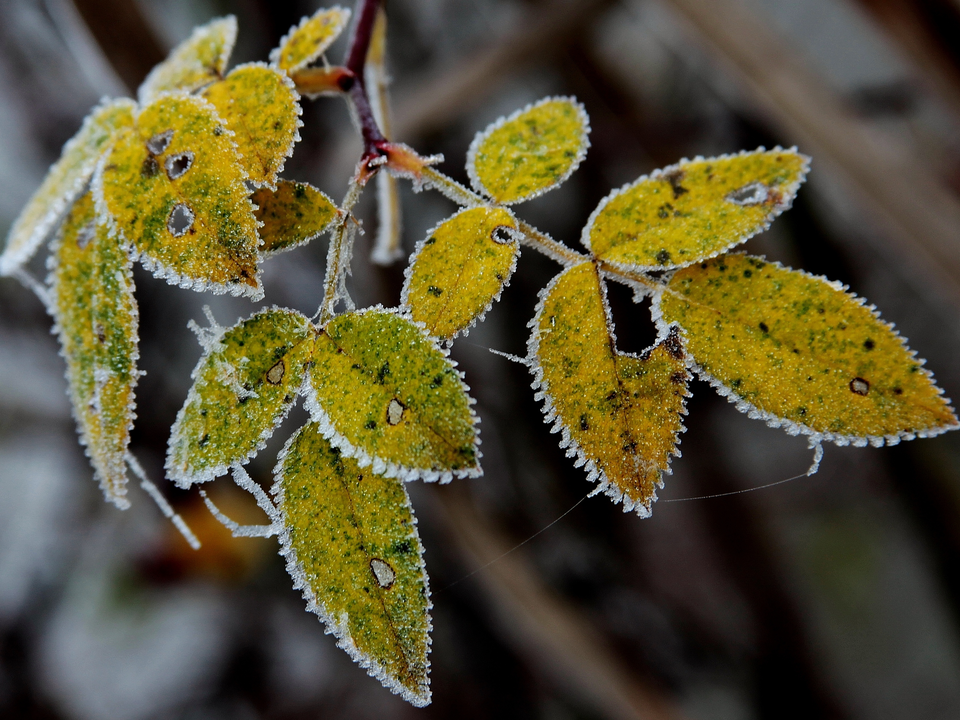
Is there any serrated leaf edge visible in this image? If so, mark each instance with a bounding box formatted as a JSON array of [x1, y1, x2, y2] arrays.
[[465, 96, 591, 206], [527, 262, 689, 516], [399, 205, 521, 341], [270, 424, 432, 707], [303, 305, 482, 483], [580, 147, 810, 271], [165, 306, 315, 488], [651, 253, 959, 447], [269, 7, 352, 73], [257, 180, 339, 258]]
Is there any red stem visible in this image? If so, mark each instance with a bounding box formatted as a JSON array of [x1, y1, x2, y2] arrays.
[[344, 0, 387, 156]]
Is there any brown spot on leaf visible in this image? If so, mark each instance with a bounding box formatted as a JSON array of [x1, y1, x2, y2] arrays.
[[661, 327, 684, 360], [664, 170, 689, 199], [141, 156, 159, 178]]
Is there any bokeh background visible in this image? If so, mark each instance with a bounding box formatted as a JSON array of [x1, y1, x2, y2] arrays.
[[3, 0, 960, 718]]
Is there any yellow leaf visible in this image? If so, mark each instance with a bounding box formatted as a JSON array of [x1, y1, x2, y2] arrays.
[[96, 93, 262, 297], [166, 308, 316, 486], [657, 254, 959, 445], [271, 7, 352, 74], [308, 309, 480, 482], [467, 97, 589, 205], [50, 193, 138, 509], [0, 98, 135, 276], [202, 63, 302, 188], [275, 424, 431, 706], [532, 262, 689, 516], [585, 148, 809, 270], [402, 206, 519, 340], [252, 180, 338, 256], [138, 16, 238, 104]]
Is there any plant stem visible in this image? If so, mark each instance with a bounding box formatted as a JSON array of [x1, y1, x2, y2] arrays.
[[345, 0, 388, 158]]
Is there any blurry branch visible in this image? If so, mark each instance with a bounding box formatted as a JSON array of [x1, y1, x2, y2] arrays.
[[659, 0, 960, 309], [70, 0, 165, 93], [432, 486, 688, 720], [851, 0, 960, 121], [392, 0, 613, 141]]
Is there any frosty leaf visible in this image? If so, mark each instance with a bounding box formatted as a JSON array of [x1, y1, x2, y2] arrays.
[[202, 63, 302, 188], [252, 180, 337, 256], [657, 254, 959, 445], [96, 93, 262, 297], [307, 309, 480, 482], [50, 193, 138, 509], [531, 262, 688, 516], [402, 206, 519, 340], [0, 98, 135, 276], [275, 424, 430, 706], [271, 7, 352, 74], [585, 148, 808, 270], [138, 16, 238, 104], [166, 308, 316, 487], [467, 97, 589, 204]]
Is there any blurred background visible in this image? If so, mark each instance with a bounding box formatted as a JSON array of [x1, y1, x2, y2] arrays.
[[3, 0, 960, 718]]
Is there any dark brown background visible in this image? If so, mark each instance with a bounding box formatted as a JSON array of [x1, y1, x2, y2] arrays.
[[2, 0, 960, 718]]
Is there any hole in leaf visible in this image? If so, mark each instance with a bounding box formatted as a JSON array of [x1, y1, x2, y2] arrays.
[[491, 226, 514, 245], [165, 152, 194, 180], [167, 203, 195, 237], [387, 399, 405, 425], [726, 182, 769, 206], [76, 220, 97, 250], [370, 558, 396, 588], [146, 129, 173, 155], [850, 377, 870, 395], [266, 359, 285, 385]]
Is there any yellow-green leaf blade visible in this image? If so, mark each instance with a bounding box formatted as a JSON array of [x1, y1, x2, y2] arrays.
[[166, 308, 316, 486], [657, 254, 958, 444], [252, 180, 337, 256], [275, 424, 430, 706], [402, 206, 519, 340], [467, 97, 589, 205], [532, 262, 689, 516], [1, 98, 136, 276], [308, 309, 479, 482], [585, 148, 809, 270], [138, 16, 238, 104], [51, 193, 138, 509], [202, 63, 302, 188], [96, 93, 262, 297], [271, 7, 352, 74]]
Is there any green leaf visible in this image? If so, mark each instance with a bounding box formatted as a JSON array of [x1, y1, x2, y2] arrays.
[[584, 148, 809, 270], [307, 309, 480, 482], [202, 62, 302, 188], [166, 308, 316, 486], [402, 206, 519, 340], [252, 180, 338, 256], [50, 193, 138, 509], [467, 97, 589, 204], [138, 16, 238, 104], [531, 262, 689, 516], [95, 93, 263, 297], [275, 424, 431, 706], [271, 7, 352, 74], [0, 98, 135, 276], [656, 254, 959, 444]]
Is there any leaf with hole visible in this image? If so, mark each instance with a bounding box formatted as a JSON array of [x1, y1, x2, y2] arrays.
[[275, 424, 431, 706], [307, 308, 480, 482], [531, 262, 689, 516], [252, 180, 338, 256], [402, 206, 519, 340], [166, 308, 316, 487], [95, 93, 262, 297], [467, 97, 589, 204], [138, 16, 238, 104], [271, 7, 352, 73], [585, 148, 808, 270], [656, 254, 958, 445], [50, 193, 139, 509], [203, 63, 302, 188], [0, 98, 135, 276]]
